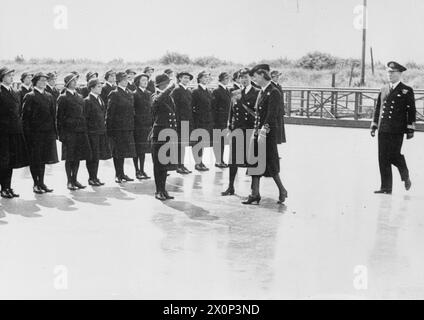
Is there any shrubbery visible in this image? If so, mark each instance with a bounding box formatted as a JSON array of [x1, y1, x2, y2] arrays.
[[297, 52, 338, 70], [160, 52, 191, 65]]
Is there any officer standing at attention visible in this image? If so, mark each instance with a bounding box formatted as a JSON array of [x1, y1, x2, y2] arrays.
[[100, 70, 116, 103], [80, 72, 98, 98], [45, 72, 60, 102], [151, 74, 178, 201], [126, 69, 137, 92], [371, 61, 416, 194], [172, 72, 194, 175], [18, 72, 33, 112]]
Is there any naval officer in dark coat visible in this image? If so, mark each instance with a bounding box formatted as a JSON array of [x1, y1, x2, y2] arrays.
[[151, 74, 178, 201], [371, 61, 416, 194], [0, 67, 29, 198], [222, 68, 258, 196], [144, 66, 156, 93], [211, 72, 232, 168], [18, 72, 33, 112], [243, 65, 288, 205], [84, 78, 111, 186], [79, 71, 98, 99], [45, 72, 60, 102], [100, 70, 116, 103], [106, 71, 136, 183], [22, 72, 59, 194], [57, 73, 92, 190], [126, 69, 137, 92], [191, 71, 214, 171], [132, 73, 153, 180], [172, 71, 194, 175]]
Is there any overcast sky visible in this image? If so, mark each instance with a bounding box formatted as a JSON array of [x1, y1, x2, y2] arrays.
[[1, 0, 423, 64]]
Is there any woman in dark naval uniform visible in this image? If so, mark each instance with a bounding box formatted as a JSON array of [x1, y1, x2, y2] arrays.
[[133, 73, 153, 180], [22, 72, 59, 194], [244, 65, 288, 205], [151, 74, 178, 201], [106, 71, 136, 183], [57, 73, 92, 191], [0, 67, 29, 198], [222, 68, 258, 196], [84, 78, 111, 186], [191, 71, 213, 171]]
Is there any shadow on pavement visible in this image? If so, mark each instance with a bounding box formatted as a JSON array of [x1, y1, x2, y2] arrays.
[[163, 200, 219, 221]]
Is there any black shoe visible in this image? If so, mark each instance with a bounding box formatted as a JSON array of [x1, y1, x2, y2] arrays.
[[221, 187, 235, 196], [136, 171, 144, 180], [163, 191, 174, 200], [1, 190, 13, 199], [39, 184, 53, 193], [405, 178, 412, 191], [195, 164, 203, 171], [33, 185, 45, 194], [182, 165, 192, 174], [278, 190, 288, 204], [155, 192, 167, 201], [95, 179, 105, 186], [115, 176, 123, 184], [74, 181, 87, 189], [121, 175, 134, 182], [89, 179, 100, 187], [215, 163, 226, 169], [374, 189, 392, 195], [67, 183, 78, 191], [242, 195, 261, 205], [141, 172, 151, 180], [8, 189, 19, 198], [177, 166, 189, 175]]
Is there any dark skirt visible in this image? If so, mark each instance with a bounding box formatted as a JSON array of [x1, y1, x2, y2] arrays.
[[0, 133, 29, 169], [228, 128, 253, 168], [134, 128, 152, 155], [61, 132, 92, 161], [151, 137, 178, 172], [26, 131, 59, 165], [247, 131, 280, 177], [109, 131, 136, 158], [88, 133, 112, 160]]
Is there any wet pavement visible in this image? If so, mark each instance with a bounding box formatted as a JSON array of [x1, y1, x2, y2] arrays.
[[1, 124, 424, 299]]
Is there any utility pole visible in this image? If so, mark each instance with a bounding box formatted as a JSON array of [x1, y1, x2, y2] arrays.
[[360, 0, 367, 86]]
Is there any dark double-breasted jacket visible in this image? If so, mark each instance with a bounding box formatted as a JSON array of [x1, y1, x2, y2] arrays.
[[22, 89, 56, 136], [192, 85, 213, 131], [134, 87, 153, 131], [100, 82, 116, 104], [0, 85, 24, 135], [151, 87, 177, 139], [229, 86, 259, 130], [372, 82, 416, 134], [212, 85, 232, 130], [45, 85, 60, 102], [172, 84, 193, 126], [84, 94, 107, 135], [106, 87, 135, 135], [57, 90, 88, 140], [19, 85, 32, 112]]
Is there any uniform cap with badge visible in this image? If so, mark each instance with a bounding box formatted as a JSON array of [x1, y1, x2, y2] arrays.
[[31, 72, 49, 86]]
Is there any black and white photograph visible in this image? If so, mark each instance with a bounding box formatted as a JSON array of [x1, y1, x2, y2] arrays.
[[1, 0, 424, 304]]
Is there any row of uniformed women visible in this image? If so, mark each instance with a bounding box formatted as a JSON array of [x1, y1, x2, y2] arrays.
[[0, 67, 154, 197]]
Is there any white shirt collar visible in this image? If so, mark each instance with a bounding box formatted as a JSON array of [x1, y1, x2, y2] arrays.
[[199, 84, 207, 90], [219, 83, 227, 90], [390, 81, 401, 89], [234, 83, 241, 89], [118, 85, 127, 92], [90, 92, 99, 98], [46, 84, 54, 90], [106, 81, 114, 87], [261, 82, 272, 92], [1, 83, 11, 91], [67, 89, 76, 95], [34, 87, 44, 94], [21, 84, 31, 91], [244, 84, 252, 94], [138, 87, 146, 92], [179, 83, 188, 90]]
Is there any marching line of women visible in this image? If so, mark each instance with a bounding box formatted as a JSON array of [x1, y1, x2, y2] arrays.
[[0, 64, 289, 204]]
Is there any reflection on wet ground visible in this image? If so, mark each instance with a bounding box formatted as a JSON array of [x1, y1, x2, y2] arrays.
[[1, 125, 424, 299]]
